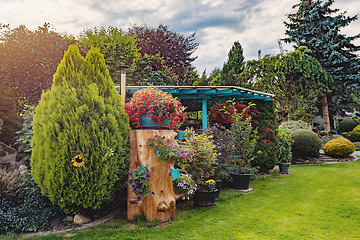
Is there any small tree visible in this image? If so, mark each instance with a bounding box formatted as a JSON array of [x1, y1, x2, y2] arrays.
[[31, 45, 130, 214]]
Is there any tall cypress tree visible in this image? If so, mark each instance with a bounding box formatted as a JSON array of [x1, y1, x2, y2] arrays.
[[282, 0, 360, 124], [31, 45, 130, 214]]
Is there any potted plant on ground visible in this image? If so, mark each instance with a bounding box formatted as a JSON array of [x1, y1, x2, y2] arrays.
[[125, 87, 187, 129], [277, 128, 293, 174], [193, 179, 218, 207], [228, 102, 259, 190], [178, 128, 219, 206]]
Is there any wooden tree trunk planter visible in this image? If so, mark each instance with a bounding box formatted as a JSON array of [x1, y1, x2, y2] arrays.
[[127, 130, 177, 223]]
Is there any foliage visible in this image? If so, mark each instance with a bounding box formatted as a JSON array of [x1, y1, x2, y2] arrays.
[[30, 45, 130, 214], [173, 173, 197, 200], [0, 82, 22, 145], [277, 129, 293, 163], [128, 23, 199, 85], [338, 118, 360, 133], [290, 129, 322, 159], [14, 105, 35, 167], [125, 87, 187, 129], [127, 53, 180, 86], [352, 125, 360, 132], [252, 101, 280, 172], [288, 109, 314, 124], [179, 128, 218, 184], [229, 103, 259, 173], [319, 130, 328, 136], [283, 0, 360, 115], [0, 23, 87, 104], [211, 41, 245, 86], [323, 138, 355, 158], [209, 101, 259, 127], [329, 129, 337, 135], [0, 172, 65, 235], [353, 142, 360, 151], [202, 124, 233, 181], [279, 120, 312, 133], [126, 167, 153, 204], [78, 26, 139, 85], [344, 130, 360, 142], [201, 179, 216, 191], [0, 169, 24, 201]]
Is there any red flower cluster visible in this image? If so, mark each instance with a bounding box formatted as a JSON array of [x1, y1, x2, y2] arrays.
[[125, 87, 188, 129], [209, 102, 259, 126]]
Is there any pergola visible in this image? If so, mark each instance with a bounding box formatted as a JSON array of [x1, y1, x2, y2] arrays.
[[117, 86, 274, 129]]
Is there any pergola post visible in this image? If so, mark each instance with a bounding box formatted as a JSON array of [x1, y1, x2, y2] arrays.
[[202, 98, 207, 129]]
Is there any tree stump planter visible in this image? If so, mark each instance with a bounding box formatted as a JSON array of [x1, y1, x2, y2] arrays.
[[127, 130, 176, 223]]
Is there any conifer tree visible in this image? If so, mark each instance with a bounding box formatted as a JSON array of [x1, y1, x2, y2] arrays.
[[283, 0, 360, 123], [31, 45, 130, 214]]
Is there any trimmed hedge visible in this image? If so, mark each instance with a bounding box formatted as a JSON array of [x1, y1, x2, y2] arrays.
[[323, 138, 355, 158], [338, 118, 360, 133], [290, 129, 321, 159]]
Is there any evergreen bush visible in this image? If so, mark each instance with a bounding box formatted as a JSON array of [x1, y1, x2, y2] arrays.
[[31, 45, 130, 214], [323, 138, 355, 158], [338, 118, 360, 133], [290, 129, 321, 159], [345, 130, 360, 142]]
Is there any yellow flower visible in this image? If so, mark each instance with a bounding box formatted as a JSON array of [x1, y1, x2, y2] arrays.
[[72, 154, 85, 167], [205, 179, 215, 184]]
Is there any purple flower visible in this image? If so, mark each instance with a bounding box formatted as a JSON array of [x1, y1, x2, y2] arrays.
[[146, 174, 150, 179], [140, 177, 146, 180], [152, 192, 155, 195], [125, 184, 128, 188], [132, 188, 137, 193], [137, 196, 142, 202], [136, 182, 141, 186], [129, 172, 132, 176], [129, 179, 133, 184]]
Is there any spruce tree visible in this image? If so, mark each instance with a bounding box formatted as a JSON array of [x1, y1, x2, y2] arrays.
[[31, 45, 130, 214], [283, 0, 360, 119]]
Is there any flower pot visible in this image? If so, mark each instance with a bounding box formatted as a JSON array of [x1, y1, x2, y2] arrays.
[[279, 162, 290, 174], [170, 169, 180, 179], [193, 189, 218, 207], [155, 148, 161, 157], [230, 173, 251, 190], [140, 113, 171, 128], [175, 131, 185, 140], [215, 180, 221, 198], [138, 166, 148, 172]]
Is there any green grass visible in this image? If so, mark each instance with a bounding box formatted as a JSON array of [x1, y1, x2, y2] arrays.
[[22, 160, 360, 240]]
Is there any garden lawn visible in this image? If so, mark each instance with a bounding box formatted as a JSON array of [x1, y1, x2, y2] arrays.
[[23, 160, 360, 240]]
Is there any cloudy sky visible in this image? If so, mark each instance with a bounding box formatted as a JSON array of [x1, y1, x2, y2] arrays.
[[1, 0, 359, 74]]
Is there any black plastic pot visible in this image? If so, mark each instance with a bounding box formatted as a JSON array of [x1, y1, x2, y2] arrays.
[[230, 173, 251, 190], [215, 180, 221, 198], [193, 189, 218, 207], [279, 162, 290, 174]]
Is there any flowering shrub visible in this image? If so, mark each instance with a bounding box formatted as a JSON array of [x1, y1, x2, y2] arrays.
[[125, 87, 187, 129], [277, 129, 293, 163], [209, 101, 259, 127], [173, 173, 197, 200], [127, 167, 154, 204]]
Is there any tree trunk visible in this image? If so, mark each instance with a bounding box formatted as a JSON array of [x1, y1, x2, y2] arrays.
[[322, 94, 330, 132], [127, 130, 176, 223]]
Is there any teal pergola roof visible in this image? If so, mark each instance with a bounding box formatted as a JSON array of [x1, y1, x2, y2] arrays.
[[122, 86, 273, 102], [117, 86, 274, 129]]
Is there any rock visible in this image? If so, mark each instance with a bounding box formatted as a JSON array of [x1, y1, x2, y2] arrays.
[[63, 215, 74, 222], [0, 142, 21, 171], [74, 214, 92, 224]]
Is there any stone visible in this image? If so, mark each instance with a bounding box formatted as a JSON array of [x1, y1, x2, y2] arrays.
[[73, 214, 92, 224], [63, 215, 74, 222]]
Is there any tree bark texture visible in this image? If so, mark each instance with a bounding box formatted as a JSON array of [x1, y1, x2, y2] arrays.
[[127, 130, 176, 222], [322, 94, 330, 132]]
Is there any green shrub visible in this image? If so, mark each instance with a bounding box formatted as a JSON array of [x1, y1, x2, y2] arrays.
[[279, 120, 312, 133], [290, 129, 322, 158], [338, 118, 360, 133], [31, 45, 130, 214], [0, 172, 65, 235], [323, 138, 355, 158], [345, 130, 360, 142], [329, 129, 337, 135], [320, 130, 328, 136], [252, 101, 280, 172], [352, 125, 360, 132], [353, 142, 360, 151], [0, 169, 24, 201]]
